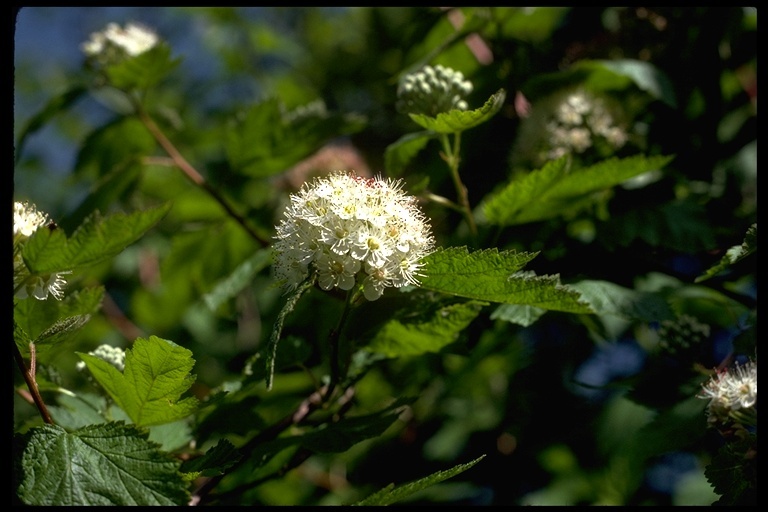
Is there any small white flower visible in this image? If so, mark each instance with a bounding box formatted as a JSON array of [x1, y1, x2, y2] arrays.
[[14, 201, 48, 239], [699, 360, 757, 411], [77, 344, 127, 372], [273, 171, 435, 300], [13, 201, 69, 301], [82, 21, 159, 62]]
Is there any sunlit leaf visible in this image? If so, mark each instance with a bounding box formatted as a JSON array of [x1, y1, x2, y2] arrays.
[[696, 223, 756, 282], [77, 336, 199, 427]]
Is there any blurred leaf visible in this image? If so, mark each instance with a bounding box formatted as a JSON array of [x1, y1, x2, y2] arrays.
[[225, 99, 366, 177], [600, 199, 717, 253], [482, 155, 673, 226], [354, 454, 486, 505], [366, 299, 487, 357], [569, 280, 675, 322], [408, 89, 506, 133], [490, 6, 569, 43], [13, 422, 189, 506], [628, 396, 708, 463], [573, 59, 678, 108], [73, 116, 156, 181], [15, 85, 87, 165], [490, 303, 547, 327], [77, 336, 199, 427], [419, 247, 593, 313], [105, 43, 181, 90], [384, 131, 436, 176], [23, 203, 171, 275], [695, 223, 756, 283], [202, 248, 274, 312]]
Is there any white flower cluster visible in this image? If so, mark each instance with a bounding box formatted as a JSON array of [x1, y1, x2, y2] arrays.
[[273, 171, 435, 301], [396, 64, 473, 117], [76, 344, 126, 373], [81, 22, 159, 62], [700, 360, 757, 410], [13, 201, 69, 301], [545, 91, 628, 160]]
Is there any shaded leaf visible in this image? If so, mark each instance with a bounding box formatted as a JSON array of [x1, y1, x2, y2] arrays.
[[225, 99, 365, 177], [23, 203, 171, 275], [366, 300, 487, 357], [202, 248, 273, 311], [180, 439, 242, 478], [490, 303, 547, 327], [354, 454, 486, 505], [569, 279, 675, 322], [14, 422, 189, 506], [104, 43, 181, 90], [384, 131, 436, 176]]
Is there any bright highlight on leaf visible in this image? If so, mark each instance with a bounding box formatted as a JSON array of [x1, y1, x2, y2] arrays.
[[78, 336, 199, 427]]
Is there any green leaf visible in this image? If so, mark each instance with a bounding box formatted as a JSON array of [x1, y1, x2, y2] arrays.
[[705, 434, 757, 506], [353, 454, 486, 506], [104, 43, 181, 90], [15, 85, 87, 165], [77, 336, 199, 427], [482, 154, 674, 226], [202, 248, 273, 312], [23, 203, 171, 275], [569, 280, 675, 322], [180, 439, 242, 479], [366, 299, 487, 357], [696, 223, 756, 283], [601, 199, 717, 253], [384, 131, 436, 176], [419, 247, 593, 313], [32, 315, 91, 347], [73, 116, 156, 180], [265, 275, 316, 391], [14, 422, 189, 506], [225, 98, 365, 178], [574, 59, 678, 108], [408, 89, 506, 134]]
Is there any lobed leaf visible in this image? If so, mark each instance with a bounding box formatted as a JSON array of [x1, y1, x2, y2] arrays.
[[482, 154, 674, 226], [419, 247, 593, 313], [408, 89, 506, 133], [77, 336, 199, 427], [14, 422, 189, 506]]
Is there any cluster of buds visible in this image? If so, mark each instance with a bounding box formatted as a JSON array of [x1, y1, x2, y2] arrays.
[[272, 171, 435, 301], [13, 201, 69, 301], [698, 359, 757, 433], [657, 314, 710, 357], [544, 90, 628, 161], [81, 21, 159, 67], [396, 64, 473, 117], [76, 344, 127, 373]]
